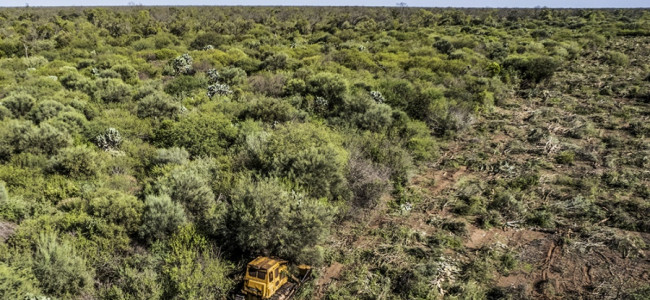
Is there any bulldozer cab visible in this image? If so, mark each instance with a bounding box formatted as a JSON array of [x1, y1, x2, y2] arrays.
[[241, 256, 289, 299]]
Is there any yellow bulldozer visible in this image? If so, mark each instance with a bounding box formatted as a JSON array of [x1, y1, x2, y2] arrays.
[[236, 256, 312, 300]]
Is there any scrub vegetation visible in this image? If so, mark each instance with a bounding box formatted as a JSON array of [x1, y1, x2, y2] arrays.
[[0, 6, 648, 299]]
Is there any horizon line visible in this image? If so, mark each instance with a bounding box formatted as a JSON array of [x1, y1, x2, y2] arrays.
[[1, 5, 649, 8]]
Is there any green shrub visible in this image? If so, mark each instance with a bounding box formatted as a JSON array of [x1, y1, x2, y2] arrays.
[[504, 55, 560, 84], [261, 52, 289, 71], [28, 100, 66, 124], [344, 95, 394, 131], [98, 69, 121, 79], [434, 39, 454, 55], [263, 122, 350, 200], [161, 161, 217, 220], [0, 105, 12, 121], [32, 232, 94, 298], [555, 150, 575, 165], [99, 258, 162, 300], [139, 194, 187, 242], [154, 147, 189, 165], [1, 92, 35, 117], [407, 87, 446, 122], [508, 173, 540, 190], [163, 75, 208, 97], [238, 96, 299, 123], [604, 50, 629, 66], [404, 120, 437, 161], [161, 225, 234, 299], [307, 72, 348, 109], [190, 32, 226, 49], [283, 78, 306, 96], [26, 123, 72, 156], [48, 145, 101, 178], [378, 79, 417, 112], [488, 191, 525, 219], [96, 78, 133, 103], [527, 209, 555, 228], [88, 189, 144, 233], [0, 181, 28, 222], [225, 176, 334, 261], [111, 64, 139, 84], [219, 67, 247, 86], [48, 110, 87, 134], [137, 91, 183, 119], [0, 262, 43, 299], [0, 120, 32, 160], [155, 113, 237, 157], [59, 72, 95, 94]]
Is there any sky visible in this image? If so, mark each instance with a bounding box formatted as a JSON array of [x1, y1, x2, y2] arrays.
[[1, 0, 648, 7]]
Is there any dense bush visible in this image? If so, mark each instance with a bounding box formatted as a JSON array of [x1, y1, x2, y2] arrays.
[[190, 32, 226, 49], [0, 261, 43, 299], [153, 147, 189, 165], [238, 96, 299, 123], [161, 225, 234, 299], [27, 123, 72, 156], [96, 78, 133, 103], [139, 194, 187, 242], [137, 92, 183, 119], [159, 159, 220, 221], [32, 232, 94, 298], [504, 55, 560, 84], [307, 72, 348, 109], [88, 189, 143, 233], [219, 67, 247, 86], [261, 122, 350, 200], [0, 7, 647, 300], [48, 145, 101, 177], [1, 92, 35, 117], [225, 176, 334, 261], [155, 113, 237, 157], [164, 75, 207, 96], [28, 100, 66, 124]]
